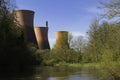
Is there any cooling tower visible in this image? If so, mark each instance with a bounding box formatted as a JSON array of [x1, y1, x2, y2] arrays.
[[14, 10, 37, 45], [34, 26, 50, 50], [55, 31, 69, 49]]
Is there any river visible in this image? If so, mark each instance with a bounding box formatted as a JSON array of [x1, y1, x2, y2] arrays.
[[0, 66, 100, 80]]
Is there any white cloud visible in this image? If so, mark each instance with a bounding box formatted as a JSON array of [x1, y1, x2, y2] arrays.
[[84, 7, 104, 14], [69, 31, 86, 37]]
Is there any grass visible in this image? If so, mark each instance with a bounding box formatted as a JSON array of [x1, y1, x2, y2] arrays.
[[55, 62, 101, 68]]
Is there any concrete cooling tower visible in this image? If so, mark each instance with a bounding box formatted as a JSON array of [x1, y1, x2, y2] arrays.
[[14, 10, 37, 46], [55, 31, 69, 49], [34, 24, 50, 50]]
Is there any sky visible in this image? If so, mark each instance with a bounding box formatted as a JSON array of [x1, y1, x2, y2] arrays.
[[16, 0, 103, 48]]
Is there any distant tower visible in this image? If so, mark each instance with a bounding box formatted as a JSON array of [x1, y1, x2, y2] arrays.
[[14, 10, 37, 45], [34, 21, 50, 50], [55, 31, 69, 49], [46, 21, 48, 27]]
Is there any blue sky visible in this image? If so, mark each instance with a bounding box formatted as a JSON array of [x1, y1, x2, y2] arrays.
[[16, 0, 102, 48]]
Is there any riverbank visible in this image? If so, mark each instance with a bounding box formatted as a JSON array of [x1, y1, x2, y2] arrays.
[[55, 62, 120, 80]]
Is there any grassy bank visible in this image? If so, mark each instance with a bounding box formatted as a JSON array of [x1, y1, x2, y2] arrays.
[[55, 62, 101, 68], [55, 62, 120, 80]]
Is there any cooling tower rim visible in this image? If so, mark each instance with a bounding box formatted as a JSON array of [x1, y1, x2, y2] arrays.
[[14, 9, 35, 13], [34, 26, 48, 28], [56, 31, 68, 33]]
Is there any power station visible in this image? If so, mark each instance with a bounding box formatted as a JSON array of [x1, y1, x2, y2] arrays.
[[14, 9, 69, 50], [14, 10, 37, 46], [34, 22, 50, 50], [55, 31, 69, 49]]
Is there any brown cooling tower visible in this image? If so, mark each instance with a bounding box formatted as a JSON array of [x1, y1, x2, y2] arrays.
[[34, 26, 50, 50], [55, 31, 69, 49], [14, 10, 37, 45]]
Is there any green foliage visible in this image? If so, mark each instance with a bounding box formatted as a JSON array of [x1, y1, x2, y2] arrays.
[[0, 0, 42, 73], [35, 50, 52, 66], [83, 18, 120, 63], [35, 48, 82, 66], [80, 1, 120, 77], [52, 49, 82, 63]]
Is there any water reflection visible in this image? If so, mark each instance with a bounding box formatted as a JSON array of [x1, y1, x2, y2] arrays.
[[0, 66, 97, 80], [48, 75, 96, 80]]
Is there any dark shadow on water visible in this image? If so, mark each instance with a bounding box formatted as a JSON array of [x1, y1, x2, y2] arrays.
[[0, 65, 36, 80], [0, 66, 101, 80]]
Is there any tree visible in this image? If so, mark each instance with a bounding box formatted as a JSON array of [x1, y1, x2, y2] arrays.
[[83, 18, 120, 63], [0, 0, 40, 73], [68, 33, 86, 53], [98, 0, 120, 20], [68, 33, 73, 48], [0, 0, 24, 50], [84, 19, 101, 62], [71, 36, 86, 53]]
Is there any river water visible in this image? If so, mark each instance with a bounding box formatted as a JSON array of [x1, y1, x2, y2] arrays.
[[0, 66, 99, 80]]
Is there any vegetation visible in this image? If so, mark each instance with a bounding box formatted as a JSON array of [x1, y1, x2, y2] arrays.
[[36, 0, 120, 79], [35, 49, 81, 66], [98, 0, 120, 20], [0, 0, 42, 73], [1, 0, 120, 79]]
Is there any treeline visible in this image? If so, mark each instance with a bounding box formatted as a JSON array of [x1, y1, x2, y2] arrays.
[[82, 0, 120, 63], [36, 20, 120, 65], [36, 0, 120, 66], [0, 0, 86, 68], [35, 49, 81, 66], [0, 0, 42, 73], [83, 20, 120, 62]]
